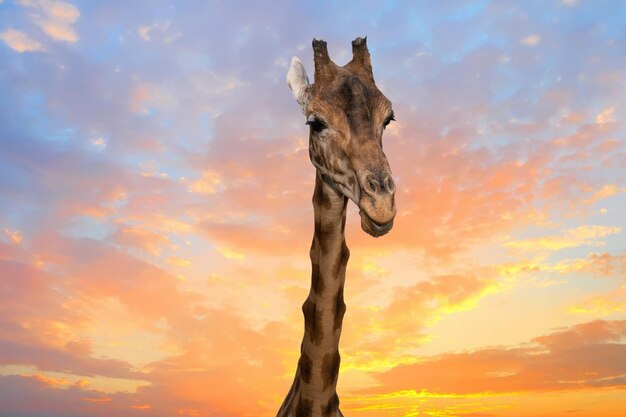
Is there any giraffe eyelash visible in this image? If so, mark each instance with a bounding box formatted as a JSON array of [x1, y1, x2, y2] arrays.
[[383, 113, 395, 128], [306, 115, 327, 133]]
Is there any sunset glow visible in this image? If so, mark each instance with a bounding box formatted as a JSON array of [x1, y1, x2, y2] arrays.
[[1, 1, 625, 416]]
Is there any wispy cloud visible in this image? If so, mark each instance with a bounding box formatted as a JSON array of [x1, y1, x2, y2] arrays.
[[506, 225, 622, 252], [0, 28, 43, 52], [16, 0, 80, 43], [570, 285, 626, 316], [520, 34, 541, 46]]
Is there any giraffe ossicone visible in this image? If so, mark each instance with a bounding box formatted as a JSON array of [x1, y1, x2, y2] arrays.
[[277, 37, 396, 417]]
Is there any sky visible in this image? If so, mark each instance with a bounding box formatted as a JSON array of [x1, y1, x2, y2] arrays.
[[0, 0, 625, 416]]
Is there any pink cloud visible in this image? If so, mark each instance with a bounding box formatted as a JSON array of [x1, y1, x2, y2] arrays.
[[109, 225, 172, 256]]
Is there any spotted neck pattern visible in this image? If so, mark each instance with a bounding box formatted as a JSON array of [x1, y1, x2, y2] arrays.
[[276, 171, 349, 417]]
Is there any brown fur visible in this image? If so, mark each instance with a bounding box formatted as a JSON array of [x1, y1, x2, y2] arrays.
[[301, 297, 320, 345], [321, 350, 341, 390], [295, 397, 313, 417], [322, 394, 340, 417]]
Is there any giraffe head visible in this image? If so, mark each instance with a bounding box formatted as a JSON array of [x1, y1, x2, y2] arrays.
[[287, 37, 396, 237]]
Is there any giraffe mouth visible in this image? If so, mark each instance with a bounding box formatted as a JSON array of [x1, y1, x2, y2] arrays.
[[359, 210, 394, 237]]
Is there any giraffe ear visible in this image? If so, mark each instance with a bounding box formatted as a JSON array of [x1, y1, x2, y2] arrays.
[[287, 56, 311, 115]]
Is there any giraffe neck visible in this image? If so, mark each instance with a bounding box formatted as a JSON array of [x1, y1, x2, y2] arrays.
[[277, 170, 350, 417]]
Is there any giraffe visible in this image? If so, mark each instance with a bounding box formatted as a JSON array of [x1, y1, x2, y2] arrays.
[[276, 37, 396, 417]]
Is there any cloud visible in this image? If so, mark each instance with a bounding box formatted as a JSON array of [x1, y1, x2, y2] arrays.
[[0, 337, 142, 380], [128, 82, 178, 114], [19, 0, 80, 43], [506, 225, 622, 252], [373, 319, 626, 395], [0, 29, 44, 52], [0, 236, 292, 413], [3, 228, 23, 245], [570, 284, 626, 316], [167, 256, 191, 267], [339, 273, 498, 371], [109, 226, 172, 256], [89, 137, 106, 149], [584, 184, 625, 205], [0, 374, 165, 417], [495, 251, 625, 297], [137, 21, 179, 43], [0, 259, 144, 381], [48, 237, 200, 320], [549, 251, 625, 277], [595, 106, 616, 124], [520, 34, 541, 46], [215, 246, 245, 260], [140, 309, 297, 416], [186, 170, 223, 194]]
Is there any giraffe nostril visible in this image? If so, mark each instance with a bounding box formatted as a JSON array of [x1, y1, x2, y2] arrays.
[[364, 172, 395, 195], [366, 175, 379, 194], [385, 176, 395, 194]]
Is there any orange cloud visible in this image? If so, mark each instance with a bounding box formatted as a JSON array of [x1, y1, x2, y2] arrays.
[[498, 251, 625, 280], [167, 256, 192, 267], [595, 106, 615, 124], [338, 273, 498, 373], [186, 170, 223, 194], [570, 285, 626, 316], [127, 82, 188, 115], [31, 373, 69, 388], [215, 246, 245, 260], [3, 228, 23, 245], [0, 29, 44, 52], [129, 403, 152, 409], [81, 396, 112, 403], [520, 34, 541, 46], [373, 319, 626, 395], [506, 225, 621, 252], [18, 0, 80, 43], [137, 21, 180, 43], [109, 226, 171, 256], [584, 184, 625, 205]]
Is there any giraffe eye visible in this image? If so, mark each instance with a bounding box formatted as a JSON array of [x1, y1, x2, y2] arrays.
[[306, 116, 326, 133], [383, 113, 395, 129]]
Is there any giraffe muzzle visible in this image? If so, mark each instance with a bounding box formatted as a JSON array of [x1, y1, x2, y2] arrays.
[[356, 168, 396, 237], [359, 210, 394, 237]]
